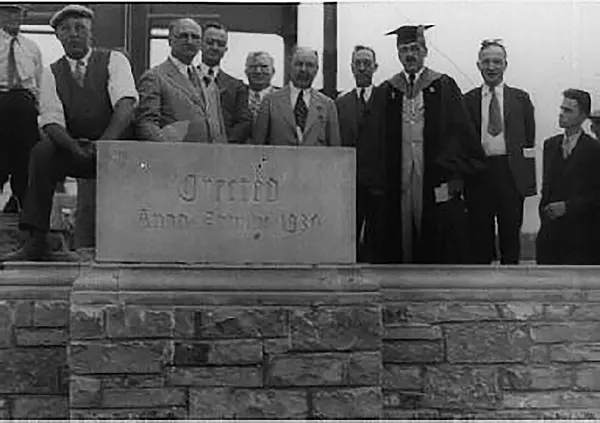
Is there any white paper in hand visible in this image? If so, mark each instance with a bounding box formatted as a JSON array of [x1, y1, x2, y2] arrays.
[[434, 183, 450, 203], [523, 147, 537, 159], [161, 120, 190, 142]]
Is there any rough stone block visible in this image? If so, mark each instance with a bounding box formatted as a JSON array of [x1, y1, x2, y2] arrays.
[[571, 304, 600, 320], [195, 308, 287, 339], [383, 409, 440, 419], [312, 387, 381, 418], [383, 341, 443, 363], [173, 342, 210, 366], [502, 391, 600, 409], [266, 354, 345, 386], [15, 328, 67, 346], [545, 304, 575, 320], [70, 341, 171, 374], [550, 344, 600, 362], [0, 327, 11, 348], [383, 365, 423, 390], [498, 303, 544, 320], [531, 345, 549, 363], [13, 300, 33, 326], [167, 366, 262, 387], [12, 396, 68, 418], [531, 322, 600, 343], [347, 351, 381, 385], [263, 338, 291, 355], [290, 306, 381, 351], [70, 306, 105, 340], [70, 375, 101, 408], [0, 348, 65, 394], [34, 301, 69, 327], [189, 387, 233, 418], [383, 390, 425, 408], [385, 323, 441, 340], [101, 388, 186, 408], [424, 365, 500, 409], [101, 374, 165, 389], [70, 407, 187, 419], [499, 365, 572, 390], [383, 305, 411, 324], [233, 389, 309, 418], [174, 309, 194, 338], [385, 303, 499, 323], [575, 365, 600, 389], [445, 322, 531, 363], [210, 339, 263, 364], [106, 306, 174, 338]]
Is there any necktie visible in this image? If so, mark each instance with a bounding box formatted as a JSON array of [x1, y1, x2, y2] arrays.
[[294, 90, 308, 131], [562, 136, 572, 159], [359, 88, 367, 107], [249, 90, 262, 118], [203, 67, 214, 86], [488, 86, 503, 136], [73, 60, 85, 87], [407, 74, 416, 97], [7, 37, 21, 88], [188, 66, 201, 90]]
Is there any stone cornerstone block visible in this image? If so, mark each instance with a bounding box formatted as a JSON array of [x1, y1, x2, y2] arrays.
[[96, 142, 355, 264]]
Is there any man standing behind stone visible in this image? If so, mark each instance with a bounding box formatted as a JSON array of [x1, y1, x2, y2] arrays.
[[536, 89, 600, 264], [199, 22, 251, 144], [464, 40, 537, 265], [252, 47, 341, 146], [3, 5, 138, 262], [136, 18, 209, 142], [335, 45, 382, 262], [0, 4, 42, 213], [364, 24, 484, 264], [245, 51, 278, 122]]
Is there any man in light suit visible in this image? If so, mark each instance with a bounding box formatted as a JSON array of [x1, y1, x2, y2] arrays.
[[252, 47, 341, 146], [136, 18, 209, 142], [464, 39, 537, 264], [245, 51, 278, 121], [335, 45, 381, 262], [536, 89, 600, 264], [199, 21, 251, 144]]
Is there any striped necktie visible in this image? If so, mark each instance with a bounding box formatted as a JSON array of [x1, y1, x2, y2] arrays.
[[249, 90, 262, 119], [73, 60, 85, 87], [294, 90, 308, 131]]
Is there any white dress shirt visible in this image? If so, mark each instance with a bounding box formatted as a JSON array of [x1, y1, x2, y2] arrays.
[[290, 83, 311, 109], [355, 85, 373, 103], [250, 85, 276, 103], [198, 62, 220, 80], [0, 29, 42, 99], [39, 49, 139, 129], [562, 128, 582, 158], [169, 54, 196, 77], [481, 82, 507, 156]]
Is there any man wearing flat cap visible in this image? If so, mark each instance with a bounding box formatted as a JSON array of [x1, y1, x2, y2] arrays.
[[0, 4, 42, 215], [4, 4, 138, 262], [364, 24, 484, 264]]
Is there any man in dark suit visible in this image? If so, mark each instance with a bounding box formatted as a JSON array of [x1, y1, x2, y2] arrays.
[[464, 39, 536, 264], [335, 45, 381, 262], [199, 21, 251, 144], [536, 89, 600, 264]]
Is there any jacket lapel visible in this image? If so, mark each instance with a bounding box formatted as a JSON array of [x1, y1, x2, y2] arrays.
[[164, 59, 205, 108], [563, 133, 587, 177], [503, 85, 517, 151], [277, 85, 297, 132], [215, 71, 229, 94], [304, 89, 322, 133]]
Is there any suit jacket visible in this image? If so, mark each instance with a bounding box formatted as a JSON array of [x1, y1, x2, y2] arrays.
[[214, 70, 252, 143], [537, 132, 600, 262], [252, 85, 341, 147], [135, 58, 209, 142], [335, 88, 373, 148], [464, 84, 536, 196]]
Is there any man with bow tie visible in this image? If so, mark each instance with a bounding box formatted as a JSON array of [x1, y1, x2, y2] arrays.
[[464, 40, 537, 265], [3, 4, 138, 262], [536, 89, 600, 264], [252, 46, 340, 147], [0, 4, 42, 214], [136, 18, 210, 143], [364, 24, 484, 264], [336, 45, 382, 262]]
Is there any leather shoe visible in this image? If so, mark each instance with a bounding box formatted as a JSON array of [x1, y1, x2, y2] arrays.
[[2, 231, 50, 261]]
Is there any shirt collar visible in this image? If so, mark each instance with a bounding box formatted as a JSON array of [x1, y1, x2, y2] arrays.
[[199, 62, 219, 78], [355, 85, 373, 98], [169, 54, 193, 75], [483, 81, 505, 96], [564, 128, 583, 144], [403, 67, 425, 84], [66, 48, 92, 68], [290, 82, 310, 99], [250, 85, 273, 97]]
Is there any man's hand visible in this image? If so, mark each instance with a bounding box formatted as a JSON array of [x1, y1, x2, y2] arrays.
[[543, 201, 567, 220], [69, 138, 95, 160]]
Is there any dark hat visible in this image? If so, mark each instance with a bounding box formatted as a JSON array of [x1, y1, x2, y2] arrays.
[[385, 24, 434, 45], [50, 4, 94, 29]]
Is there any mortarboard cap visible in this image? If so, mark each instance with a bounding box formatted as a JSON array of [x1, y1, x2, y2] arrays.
[[50, 4, 94, 29], [386, 24, 434, 45]]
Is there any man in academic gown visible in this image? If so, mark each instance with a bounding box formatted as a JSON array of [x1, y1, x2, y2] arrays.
[[365, 24, 485, 264]]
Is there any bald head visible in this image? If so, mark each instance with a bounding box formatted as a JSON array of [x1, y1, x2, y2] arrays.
[[291, 46, 319, 89], [168, 18, 202, 65]]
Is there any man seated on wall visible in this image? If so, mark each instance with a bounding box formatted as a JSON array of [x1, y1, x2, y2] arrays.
[[3, 4, 138, 262]]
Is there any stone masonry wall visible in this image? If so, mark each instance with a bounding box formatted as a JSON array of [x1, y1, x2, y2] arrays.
[[0, 264, 77, 419], [69, 266, 383, 419]]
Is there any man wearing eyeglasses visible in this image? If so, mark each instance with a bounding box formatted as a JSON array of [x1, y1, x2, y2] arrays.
[[363, 24, 484, 264], [3, 4, 138, 262], [137, 18, 210, 143], [464, 40, 537, 265], [199, 22, 251, 144]]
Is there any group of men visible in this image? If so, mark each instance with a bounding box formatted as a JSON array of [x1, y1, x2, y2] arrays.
[[1, 3, 599, 265]]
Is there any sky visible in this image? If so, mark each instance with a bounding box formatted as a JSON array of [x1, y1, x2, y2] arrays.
[[22, 0, 600, 232]]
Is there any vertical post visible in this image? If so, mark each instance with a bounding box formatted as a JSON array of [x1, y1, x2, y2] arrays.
[[128, 3, 150, 81], [322, 2, 337, 98], [282, 3, 298, 87]]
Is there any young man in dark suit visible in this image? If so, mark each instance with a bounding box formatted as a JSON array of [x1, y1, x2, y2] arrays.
[[464, 39, 537, 264], [335, 45, 382, 262], [199, 22, 252, 144], [536, 89, 600, 264]]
